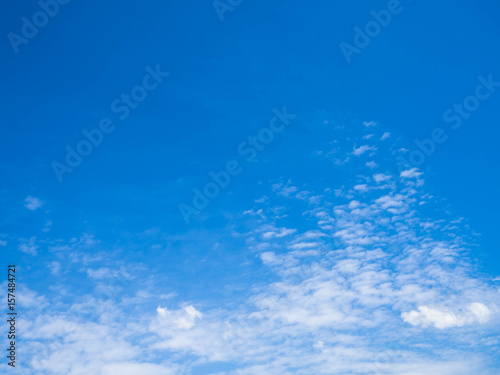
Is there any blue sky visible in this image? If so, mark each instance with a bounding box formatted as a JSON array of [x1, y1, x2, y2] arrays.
[[1, 0, 500, 374]]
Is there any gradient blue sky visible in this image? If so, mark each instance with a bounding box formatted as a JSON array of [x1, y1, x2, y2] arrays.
[[1, 0, 500, 374]]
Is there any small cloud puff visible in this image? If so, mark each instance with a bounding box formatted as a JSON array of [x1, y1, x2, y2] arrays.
[[401, 303, 492, 329], [24, 195, 44, 210], [400, 168, 423, 178], [43, 220, 53, 233], [353, 184, 369, 192], [352, 145, 377, 156], [272, 181, 298, 197], [18, 237, 38, 255], [373, 173, 391, 183], [348, 200, 361, 209], [48, 261, 61, 276], [262, 227, 297, 239], [156, 305, 203, 330], [380, 132, 391, 140]]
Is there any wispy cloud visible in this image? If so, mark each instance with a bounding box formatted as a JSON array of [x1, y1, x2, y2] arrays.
[[352, 145, 377, 156], [24, 195, 44, 210], [18, 236, 38, 255]]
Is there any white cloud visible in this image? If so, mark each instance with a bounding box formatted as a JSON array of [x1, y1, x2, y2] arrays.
[[352, 145, 377, 156], [49, 261, 61, 276], [380, 132, 391, 140], [288, 242, 319, 250], [18, 236, 38, 255], [102, 363, 178, 375], [260, 252, 280, 266], [373, 173, 391, 183], [243, 208, 265, 216], [400, 168, 423, 178], [43, 219, 53, 232], [469, 302, 492, 323], [402, 303, 492, 329], [375, 194, 406, 212], [402, 306, 465, 329], [354, 184, 369, 192], [87, 267, 127, 280], [24, 195, 44, 210], [17, 284, 49, 310], [262, 227, 297, 239], [25, 316, 143, 374], [348, 200, 361, 209], [272, 180, 298, 197], [156, 305, 203, 330]]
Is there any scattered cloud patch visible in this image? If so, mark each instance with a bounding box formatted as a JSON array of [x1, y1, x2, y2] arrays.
[[24, 195, 44, 210], [354, 184, 369, 192], [273, 180, 299, 197], [352, 145, 377, 156], [401, 168, 423, 178], [262, 227, 297, 239], [18, 237, 38, 255], [156, 305, 203, 330], [373, 173, 392, 183]]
